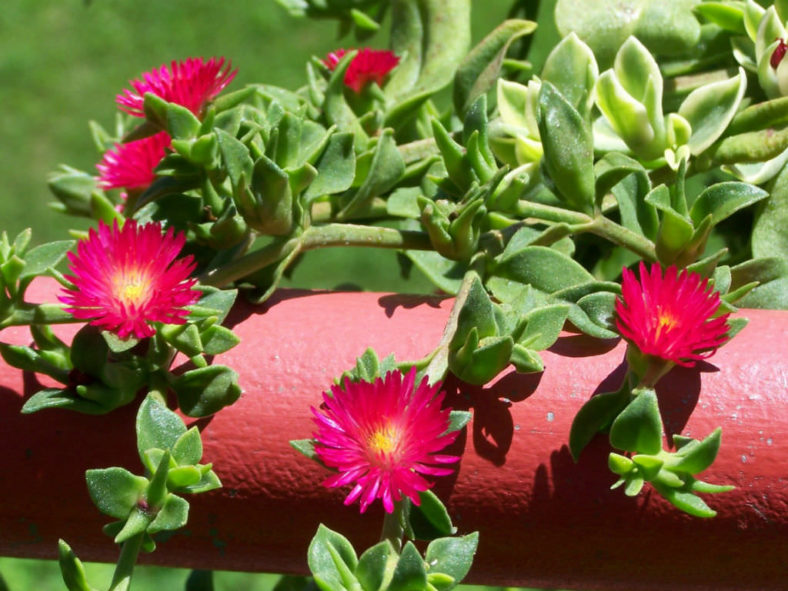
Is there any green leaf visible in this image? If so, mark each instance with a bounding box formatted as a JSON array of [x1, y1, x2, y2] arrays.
[[404, 250, 465, 295], [509, 345, 544, 373], [167, 465, 203, 489], [454, 19, 536, 115], [58, 540, 97, 591], [160, 323, 203, 358], [215, 128, 254, 191], [689, 182, 768, 227], [198, 324, 241, 356], [147, 493, 190, 534], [166, 102, 202, 140], [173, 365, 242, 417], [387, 0, 471, 98], [172, 427, 204, 466], [538, 82, 595, 214], [308, 524, 359, 591], [388, 542, 427, 591], [446, 410, 471, 433], [249, 154, 294, 235], [136, 395, 187, 462], [494, 246, 595, 294], [671, 428, 723, 474], [555, 0, 701, 68], [695, 2, 747, 34], [569, 388, 630, 460], [339, 129, 404, 219], [290, 439, 319, 461], [608, 453, 634, 477], [85, 467, 148, 519], [731, 257, 788, 309], [21, 388, 106, 415], [752, 161, 788, 259], [407, 490, 456, 541], [20, 240, 74, 279], [652, 484, 717, 518], [355, 541, 395, 591], [541, 32, 598, 118], [303, 132, 356, 202], [48, 165, 97, 217], [679, 68, 746, 155], [609, 388, 663, 454], [517, 304, 570, 351], [424, 533, 479, 589], [114, 507, 153, 544], [450, 332, 513, 385]]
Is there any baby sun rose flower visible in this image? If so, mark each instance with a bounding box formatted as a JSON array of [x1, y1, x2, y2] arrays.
[[116, 57, 236, 118], [96, 132, 171, 191], [60, 220, 200, 340], [312, 368, 459, 514], [615, 262, 730, 382], [323, 48, 400, 93]]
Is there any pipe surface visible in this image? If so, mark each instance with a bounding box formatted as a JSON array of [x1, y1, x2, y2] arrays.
[[0, 281, 786, 590]]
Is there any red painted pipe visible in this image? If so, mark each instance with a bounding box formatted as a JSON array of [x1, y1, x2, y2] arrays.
[[0, 280, 786, 590]]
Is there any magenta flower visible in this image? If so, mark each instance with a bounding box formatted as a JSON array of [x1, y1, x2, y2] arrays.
[[323, 48, 399, 93], [117, 57, 236, 118], [615, 262, 730, 368], [60, 220, 200, 339], [312, 369, 459, 513], [96, 132, 171, 191]]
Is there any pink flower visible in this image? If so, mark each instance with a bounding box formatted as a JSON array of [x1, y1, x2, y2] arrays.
[[117, 57, 236, 118], [323, 48, 399, 93], [312, 369, 459, 513], [60, 220, 200, 339], [615, 262, 730, 368], [96, 132, 171, 191]]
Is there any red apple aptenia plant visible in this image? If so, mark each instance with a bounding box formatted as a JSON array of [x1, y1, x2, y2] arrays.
[[1, 0, 786, 589]]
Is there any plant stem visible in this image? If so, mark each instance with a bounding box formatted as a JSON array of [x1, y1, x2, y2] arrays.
[[583, 215, 657, 262], [513, 200, 592, 225], [107, 533, 144, 591], [380, 501, 405, 553], [512, 200, 658, 261], [0, 304, 78, 328], [199, 224, 433, 288]]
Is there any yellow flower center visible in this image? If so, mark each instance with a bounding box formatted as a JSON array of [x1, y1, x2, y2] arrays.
[[368, 423, 401, 456], [113, 271, 151, 307], [655, 309, 677, 336]]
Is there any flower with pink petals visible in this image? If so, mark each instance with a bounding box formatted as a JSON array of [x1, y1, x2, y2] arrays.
[[97, 132, 171, 191], [324, 48, 399, 93], [312, 369, 459, 513], [60, 220, 200, 339], [615, 262, 730, 370], [117, 57, 236, 118]]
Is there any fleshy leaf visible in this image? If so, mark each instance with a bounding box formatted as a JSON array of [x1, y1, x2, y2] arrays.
[[609, 388, 663, 454]]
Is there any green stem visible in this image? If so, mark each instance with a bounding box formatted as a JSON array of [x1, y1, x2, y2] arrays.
[[380, 501, 405, 553], [107, 533, 144, 591], [310, 199, 389, 224], [199, 224, 433, 288], [198, 237, 299, 287], [583, 215, 657, 262], [0, 304, 78, 328], [512, 201, 657, 261], [513, 200, 592, 225]]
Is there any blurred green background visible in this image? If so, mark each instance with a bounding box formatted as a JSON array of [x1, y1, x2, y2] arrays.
[[0, 0, 526, 294], [0, 1, 570, 590]]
